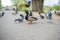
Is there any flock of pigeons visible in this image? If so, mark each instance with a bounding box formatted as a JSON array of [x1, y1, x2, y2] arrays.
[[14, 1, 45, 24], [0, 1, 52, 24], [14, 10, 45, 24]]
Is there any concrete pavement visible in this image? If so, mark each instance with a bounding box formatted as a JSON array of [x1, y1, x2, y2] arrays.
[[0, 11, 60, 40]]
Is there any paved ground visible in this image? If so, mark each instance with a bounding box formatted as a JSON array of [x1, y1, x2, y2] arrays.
[[0, 10, 60, 40]]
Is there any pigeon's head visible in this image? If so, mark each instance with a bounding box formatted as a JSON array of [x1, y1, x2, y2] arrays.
[[28, 1, 31, 4], [25, 10, 29, 15], [39, 12, 41, 14]]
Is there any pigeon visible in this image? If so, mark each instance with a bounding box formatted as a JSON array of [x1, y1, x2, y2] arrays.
[[15, 14, 24, 23]]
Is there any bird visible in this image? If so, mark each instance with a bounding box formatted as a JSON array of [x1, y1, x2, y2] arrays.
[[48, 11, 52, 20], [25, 10, 38, 24], [15, 14, 24, 23], [39, 12, 44, 19], [25, 1, 31, 7], [45, 11, 52, 19], [29, 11, 32, 16], [2, 12, 4, 16], [25, 10, 29, 21]]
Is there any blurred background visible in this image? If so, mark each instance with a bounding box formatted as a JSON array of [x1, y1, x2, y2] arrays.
[[0, 0, 60, 12]]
